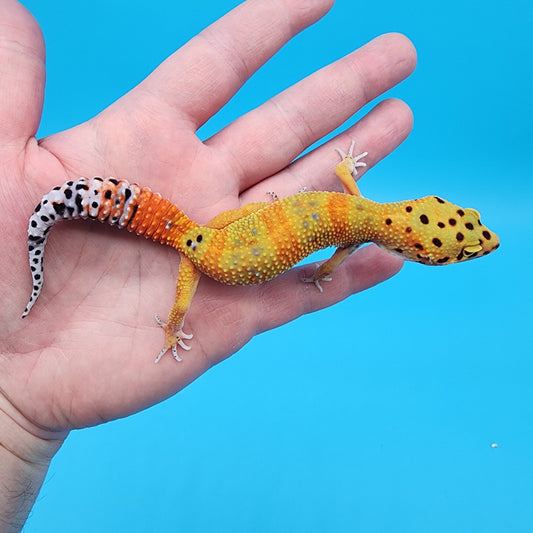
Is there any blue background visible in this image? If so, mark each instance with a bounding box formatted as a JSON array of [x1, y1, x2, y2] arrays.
[[20, 0, 532, 531]]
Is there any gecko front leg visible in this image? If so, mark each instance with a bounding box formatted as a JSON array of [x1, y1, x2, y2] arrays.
[[334, 140, 368, 196], [302, 245, 361, 292], [154, 255, 200, 363], [302, 141, 367, 292]]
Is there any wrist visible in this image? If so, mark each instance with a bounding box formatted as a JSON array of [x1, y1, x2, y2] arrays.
[[0, 394, 67, 533]]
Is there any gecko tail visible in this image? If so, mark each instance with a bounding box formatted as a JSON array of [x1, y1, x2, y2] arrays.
[[22, 177, 143, 318], [21, 229, 49, 318]]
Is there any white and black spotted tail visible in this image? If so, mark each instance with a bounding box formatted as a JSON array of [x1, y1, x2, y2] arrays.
[[22, 177, 142, 318]]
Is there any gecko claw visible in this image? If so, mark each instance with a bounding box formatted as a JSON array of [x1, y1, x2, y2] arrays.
[[154, 314, 193, 363], [171, 345, 183, 362]]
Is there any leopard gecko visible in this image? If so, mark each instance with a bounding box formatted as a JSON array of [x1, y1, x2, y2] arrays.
[[22, 142, 499, 362]]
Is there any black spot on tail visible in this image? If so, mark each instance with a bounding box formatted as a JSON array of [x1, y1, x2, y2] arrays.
[[75, 193, 84, 213], [53, 202, 66, 216]]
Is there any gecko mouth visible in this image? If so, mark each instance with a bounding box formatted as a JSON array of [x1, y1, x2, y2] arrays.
[[458, 240, 483, 261]]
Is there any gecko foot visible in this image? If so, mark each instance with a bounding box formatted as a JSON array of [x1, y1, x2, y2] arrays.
[[301, 265, 333, 293], [335, 140, 368, 178], [154, 314, 193, 363], [266, 190, 279, 202]]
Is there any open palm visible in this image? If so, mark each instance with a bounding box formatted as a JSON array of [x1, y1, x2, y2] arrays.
[[0, 0, 415, 436]]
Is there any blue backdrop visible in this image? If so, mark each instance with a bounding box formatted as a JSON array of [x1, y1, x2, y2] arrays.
[[21, 0, 532, 531]]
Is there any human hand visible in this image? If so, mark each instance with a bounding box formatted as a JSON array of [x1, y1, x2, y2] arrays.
[[0, 0, 415, 440]]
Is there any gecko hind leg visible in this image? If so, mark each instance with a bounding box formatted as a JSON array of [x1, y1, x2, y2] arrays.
[[154, 255, 200, 363]]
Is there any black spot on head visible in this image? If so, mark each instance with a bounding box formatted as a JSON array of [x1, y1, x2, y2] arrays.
[[64, 188, 73, 200], [414, 243, 424, 250], [434, 197, 445, 204], [104, 190, 112, 200], [394, 248, 403, 254], [448, 218, 457, 226], [456, 232, 464, 242], [406, 227, 412, 233], [385, 218, 392, 225], [457, 209, 465, 217], [465, 222, 474, 230], [432, 238, 442, 247], [436, 257, 450, 264], [437, 222, 445, 228], [420, 214, 429, 224], [405, 206, 413, 213], [482, 230, 491, 240]]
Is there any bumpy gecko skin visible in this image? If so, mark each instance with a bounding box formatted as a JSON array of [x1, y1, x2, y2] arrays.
[[22, 143, 499, 362]]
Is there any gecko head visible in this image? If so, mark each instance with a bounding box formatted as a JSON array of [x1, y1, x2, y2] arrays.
[[396, 196, 499, 265]]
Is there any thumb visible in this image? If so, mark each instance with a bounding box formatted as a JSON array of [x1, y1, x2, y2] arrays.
[[0, 0, 45, 146]]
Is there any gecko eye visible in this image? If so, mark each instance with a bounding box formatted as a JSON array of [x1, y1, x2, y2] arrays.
[[186, 239, 193, 247], [196, 235, 203, 243]]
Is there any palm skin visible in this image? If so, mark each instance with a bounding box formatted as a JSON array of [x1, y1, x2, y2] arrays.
[[0, 0, 416, 441]]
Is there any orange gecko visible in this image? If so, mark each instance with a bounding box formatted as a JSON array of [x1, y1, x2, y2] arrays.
[[22, 142, 499, 362]]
